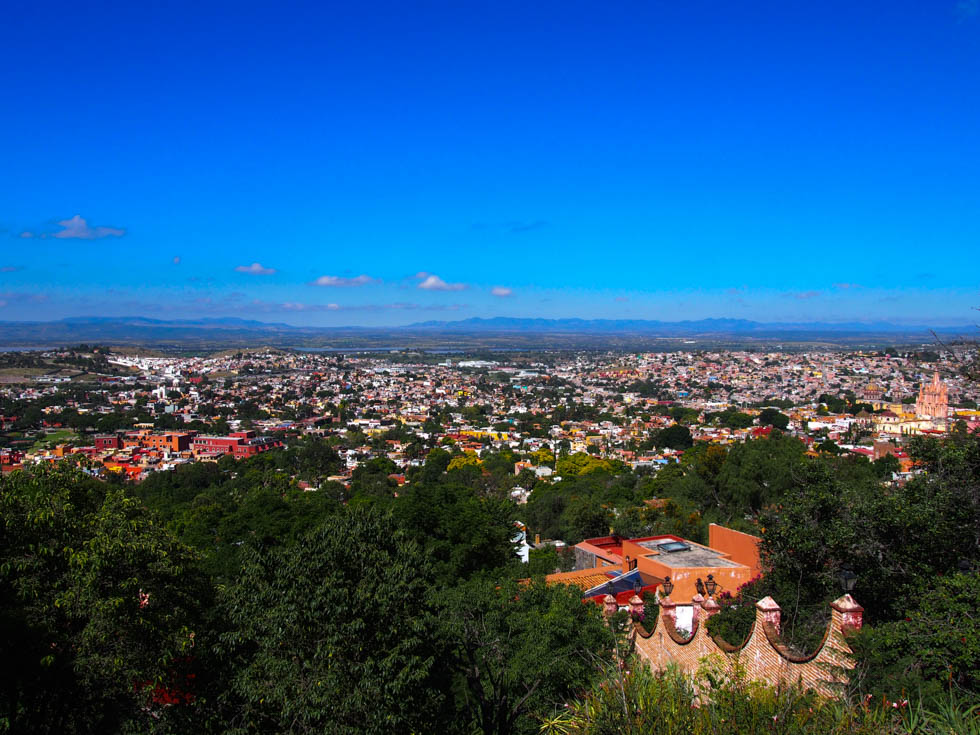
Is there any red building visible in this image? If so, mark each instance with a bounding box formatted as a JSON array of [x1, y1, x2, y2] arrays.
[[192, 431, 281, 459], [1, 448, 25, 469], [95, 434, 123, 451]]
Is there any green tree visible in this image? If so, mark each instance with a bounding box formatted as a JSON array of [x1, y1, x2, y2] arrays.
[[654, 424, 693, 450], [295, 438, 343, 479], [757, 407, 790, 430], [448, 451, 483, 471], [530, 448, 555, 465], [526, 545, 575, 576], [395, 479, 517, 583], [816, 438, 842, 455], [523, 484, 569, 541], [0, 465, 211, 734], [714, 433, 806, 515], [720, 438, 980, 654], [563, 497, 611, 543], [717, 408, 754, 429], [556, 452, 617, 476], [348, 457, 398, 501], [852, 572, 980, 702], [442, 578, 614, 735], [218, 507, 447, 734], [669, 406, 700, 424]]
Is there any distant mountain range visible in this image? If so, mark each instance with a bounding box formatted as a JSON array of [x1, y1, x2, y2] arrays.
[[405, 316, 971, 334], [56, 316, 300, 329], [0, 315, 972, 349]]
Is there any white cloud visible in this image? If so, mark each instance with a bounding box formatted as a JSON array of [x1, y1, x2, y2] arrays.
[[491, 286, 513, 297], [52, 215, 125, 240], [418, 274, 467, 291], [269, 300, 464, 312], [793, 290, 821, 300], [235, 262, 277, 275], [0, 291, 46, 308], [310, 274, 378, 287]]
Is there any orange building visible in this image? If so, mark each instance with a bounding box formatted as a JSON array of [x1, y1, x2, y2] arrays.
[[573, 524, 761, 602], [141, 432, 194, 452], [122, 430, 196, 453]]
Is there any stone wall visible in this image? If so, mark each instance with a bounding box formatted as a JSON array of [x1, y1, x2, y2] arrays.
[[574, 546, 596, 571], [621, 592, 863, 697]]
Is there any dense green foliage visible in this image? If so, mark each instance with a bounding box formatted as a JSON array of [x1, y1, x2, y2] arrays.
[[1, 465, 211, 734], [705, 431, 980, 705], [527, 544, 576, 576], [3, 422, 980, 732], [851, 574, 980, 703], [0, 444, 609, 734], [543, 658, 980, 735], [217, 508, 447, 734], [443, 578, 614, 735], [134, 442, 344, 581], [395, 476, 517, 583]]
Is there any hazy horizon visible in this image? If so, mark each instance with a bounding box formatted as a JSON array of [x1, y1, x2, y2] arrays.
[[0, 313, 975, 331]]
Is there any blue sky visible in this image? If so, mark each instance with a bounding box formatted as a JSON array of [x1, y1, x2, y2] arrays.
[[1, 0, 978, 326]]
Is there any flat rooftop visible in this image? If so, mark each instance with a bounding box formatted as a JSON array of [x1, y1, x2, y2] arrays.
[[636, 539, 739, 568]]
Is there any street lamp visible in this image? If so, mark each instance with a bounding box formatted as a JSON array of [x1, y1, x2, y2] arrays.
[[695, 578, 706, 596], [662, 576, 674, 597], [839, 567, 857, 594], [704, 574, 718, 597]]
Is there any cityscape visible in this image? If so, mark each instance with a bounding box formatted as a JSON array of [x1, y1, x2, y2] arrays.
[[3, 346, 977, 482]]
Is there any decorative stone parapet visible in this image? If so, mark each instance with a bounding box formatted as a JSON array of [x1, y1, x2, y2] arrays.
[[631, 593, 860, 697]]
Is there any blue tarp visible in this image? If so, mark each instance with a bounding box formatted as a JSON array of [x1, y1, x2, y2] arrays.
[[582, 568, 659, 598]]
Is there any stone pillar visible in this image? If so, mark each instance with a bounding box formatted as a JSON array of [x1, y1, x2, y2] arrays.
[[629, 594, 644, 619], [690, 593, 705, 626], [660, 596, 677, 627], [701, 596, 721, 619], [603, 594, 618, 618], [830, 594, 864, 632], [755, 596, 782, 634]]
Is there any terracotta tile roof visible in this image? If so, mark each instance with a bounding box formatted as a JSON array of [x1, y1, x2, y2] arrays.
[[544, 568, 618, 590]]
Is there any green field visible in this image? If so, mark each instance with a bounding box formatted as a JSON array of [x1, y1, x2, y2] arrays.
[[31, 429, 78, 450]]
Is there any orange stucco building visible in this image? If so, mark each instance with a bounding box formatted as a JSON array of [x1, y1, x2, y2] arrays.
[[573, 524, 761, 602], [119, 430, 195, 453]]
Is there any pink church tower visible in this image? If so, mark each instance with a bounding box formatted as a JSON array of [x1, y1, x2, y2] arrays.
[[915, 371, 948, 420]]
